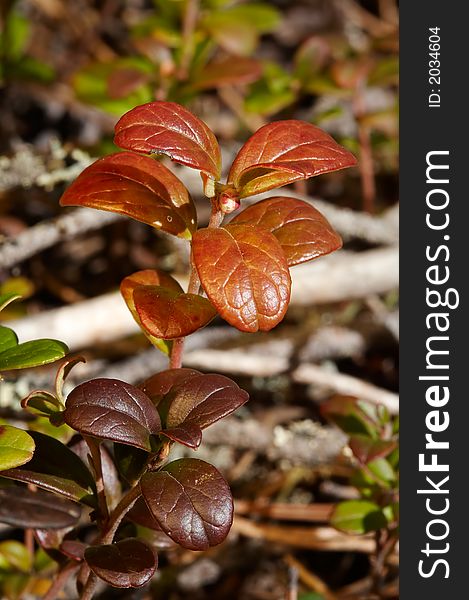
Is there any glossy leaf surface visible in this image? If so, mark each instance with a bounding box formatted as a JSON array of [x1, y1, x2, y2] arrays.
[[139, 368, 201, 404], [121, 270, 182, 354], [331, 500, 387, 534], [0, 339, 68, 371], [162, 374, 249, 448], [134, 285, 217, 339], [60, 152, 196, 239], [228, 120, 357, 198], [192, 224, 291, 332], [0, 326, 18, 354], [0, 425, 35, 471], [0, 431, 96, 505], [85, 538, 157, 588], [0, 487, 81, 529], [114, 101, 222, 180], [64, 378, 161, 451], [231, 196, 342, 266], [141, 458, 233, 550]]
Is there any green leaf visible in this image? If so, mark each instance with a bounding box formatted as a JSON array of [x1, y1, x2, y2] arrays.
[[0, 293, 21, 313], [0, 326, 18, 354], [331, 500, 387, 534], [368, 457, 396, 486], [0, 339, 68, 371], [73, 59, 154, 115], [202, 4, 280, 56], [0, 426, 35, 471], [0, 542, 32, 573], [1, 11, 30, 62], [0, 431, 96, 506]]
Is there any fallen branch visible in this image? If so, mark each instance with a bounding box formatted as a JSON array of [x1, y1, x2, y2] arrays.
[[201, 417, 347, 467], [183, 351, 399, 414], [232, 516, 376, 553], [8, 247, 398, 349]]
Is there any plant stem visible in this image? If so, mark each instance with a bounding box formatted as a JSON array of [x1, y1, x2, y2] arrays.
[[168, 199, 224, 370], [84, 436, 109, 525], [101, 484, 142, 544], [77, 485, 142, 600], [178, 0, 199, 80], [44, 561, 79, 600], [80, 572, 98, 600]]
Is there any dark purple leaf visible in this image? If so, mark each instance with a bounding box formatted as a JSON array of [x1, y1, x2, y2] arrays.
[[64, 378, 161, 451], [0, 431, 96, 505], [139, 368, 201, 405], [161, 374, 249, 448], [141, 458, 233, 550], [0, 487, 81, 529], [60, 540, 87, 562], [85, 538, 157, 588]]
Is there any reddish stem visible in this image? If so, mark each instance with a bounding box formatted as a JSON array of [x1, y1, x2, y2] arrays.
[[169, 201, 223, 369]]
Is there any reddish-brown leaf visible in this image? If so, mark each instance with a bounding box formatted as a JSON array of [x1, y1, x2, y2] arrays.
[[231, 196, 342, 266], [349, 436, 397, 465], [63, 379, 161, 451], [161, 373, 249, 449], [139, 368, 201, 404], [141, 458, 233, 550], [0, 487, 81, 530], [114, 101, 222, 180], [133, 285, 217, 340], [85, 538, 157, 588], [192, 224, 291, 332], [60, 152, 196, 239], [120, 270, 182, 354], [228, 120, 357, 198], [192, 57, 262, 90]]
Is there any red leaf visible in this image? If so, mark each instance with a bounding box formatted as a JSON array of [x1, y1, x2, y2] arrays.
[[231, 196, 342, 266], [141, 458, 233, 550], [133, 285, 217, 340], [114, 101, 222, 180], [60, 152, 196, 239], [120, 270, 183, 354], [192, 224, 291, 332], [228, 120, 357, 198], [192, 57, 262, 90]]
